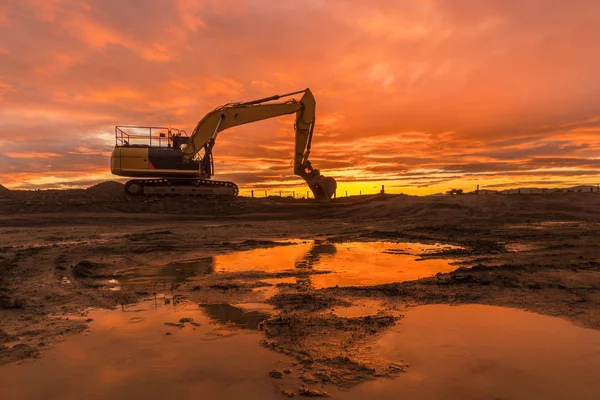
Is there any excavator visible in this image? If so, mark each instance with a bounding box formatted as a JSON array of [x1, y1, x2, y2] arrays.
[[110, 89, 337, 201]]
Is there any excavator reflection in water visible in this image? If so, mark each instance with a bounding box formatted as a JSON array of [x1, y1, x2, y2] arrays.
[[293, 241, 337, 290], [115, 242, 336, 313], [110, 89, 337, 200], [198, 242, 336, 328]]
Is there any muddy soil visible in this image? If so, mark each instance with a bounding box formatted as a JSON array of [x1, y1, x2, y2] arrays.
[[1, 185, 600, 392]]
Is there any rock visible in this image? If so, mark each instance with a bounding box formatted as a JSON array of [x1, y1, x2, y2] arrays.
[[299, 373, 319, 384], [164, 322, 184, 328], [298, 388, 329, 397], [179, 317, 194, 324], [281, 388, 295, 397], [269, 370, 284, 379], [283, 369, 292, 374]]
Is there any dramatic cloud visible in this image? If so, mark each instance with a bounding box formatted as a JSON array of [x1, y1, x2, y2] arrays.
[[1, 0, 599, 194]]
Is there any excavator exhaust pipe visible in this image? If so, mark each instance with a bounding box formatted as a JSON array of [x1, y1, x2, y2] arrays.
[[307, 176, 337, 201]]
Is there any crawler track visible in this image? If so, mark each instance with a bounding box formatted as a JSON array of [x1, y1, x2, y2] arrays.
[[124, 178, 239, 197]]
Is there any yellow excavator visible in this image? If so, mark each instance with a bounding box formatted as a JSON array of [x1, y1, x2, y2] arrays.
[[110, 89, 337, 200]]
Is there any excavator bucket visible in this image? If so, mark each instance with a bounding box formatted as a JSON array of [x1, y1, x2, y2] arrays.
[[308, 176, 337, 201]]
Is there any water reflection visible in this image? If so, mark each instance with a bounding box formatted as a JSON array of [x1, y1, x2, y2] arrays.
[[342, 305, 600, 400], [309, 242, 458, 288], [3, 301, 597, 399], [117, 258, 214, 292], [294, 242, 337, 290], [212, 241, 459, 289], [116, 241, 459, 293], [161, 259, 215, 281], [0, 300, 293, 400], [295, 242, 337, 269], [200, 304, 272, 330]]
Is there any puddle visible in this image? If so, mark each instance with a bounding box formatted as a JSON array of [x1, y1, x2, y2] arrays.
[[310, 242, 458, 288], [0, 299, 296, 400], [112, 241, 460, 292], [342, 305, 600, 400], [213, 243, 318, 273], [214, 241, 459, 289]]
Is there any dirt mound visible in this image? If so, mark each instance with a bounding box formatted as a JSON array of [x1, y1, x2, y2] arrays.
[[0, 184, 10, 193], [85, 181, 124, 196]]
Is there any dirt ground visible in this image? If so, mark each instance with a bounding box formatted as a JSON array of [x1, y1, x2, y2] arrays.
[[1, 182, 599, 390]]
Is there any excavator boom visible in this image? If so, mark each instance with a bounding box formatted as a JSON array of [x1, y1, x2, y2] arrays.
[[181, 89, 335, 200]]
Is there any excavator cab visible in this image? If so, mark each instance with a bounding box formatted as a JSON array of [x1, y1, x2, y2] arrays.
[[111, 126, 202, 179]]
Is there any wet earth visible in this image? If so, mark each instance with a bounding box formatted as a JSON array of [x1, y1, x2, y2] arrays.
[[1, 192, 600, 399]]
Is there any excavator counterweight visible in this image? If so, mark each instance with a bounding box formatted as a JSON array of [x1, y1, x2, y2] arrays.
[[110, 89, 337, 200]]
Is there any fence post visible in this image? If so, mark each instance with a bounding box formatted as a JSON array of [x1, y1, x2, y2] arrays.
[[345, 190, 348, 197], [251, 190, 254, 198], [306, 191, 309, 199], [279, 191, 282, 197], [381, 185, 385, 194], [265, 191, 267, 197], [292, 190, 295, 198]]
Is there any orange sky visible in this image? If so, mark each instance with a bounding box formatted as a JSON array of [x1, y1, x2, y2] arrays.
[[1, 0, 599, 195]]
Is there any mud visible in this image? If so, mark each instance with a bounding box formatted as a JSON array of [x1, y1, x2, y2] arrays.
[[260, 311, 404, 386], [1, 188, 600, 396]]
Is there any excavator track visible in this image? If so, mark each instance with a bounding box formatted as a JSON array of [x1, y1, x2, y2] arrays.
[[124, 178, 239, 197]]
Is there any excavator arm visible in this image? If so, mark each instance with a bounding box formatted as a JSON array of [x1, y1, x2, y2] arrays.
[[181, 89, 336, 201]]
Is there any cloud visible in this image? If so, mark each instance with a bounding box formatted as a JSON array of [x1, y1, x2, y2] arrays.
[[5, 152, 62, 159], [0, 0, 599, 193]]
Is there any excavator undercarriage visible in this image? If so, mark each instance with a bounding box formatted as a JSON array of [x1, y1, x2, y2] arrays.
[[124, 178, 239, 197], [110, 89, 336, 201]]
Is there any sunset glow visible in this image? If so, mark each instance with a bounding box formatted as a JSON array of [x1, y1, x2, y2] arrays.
[[1, 0, 599, 194]]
